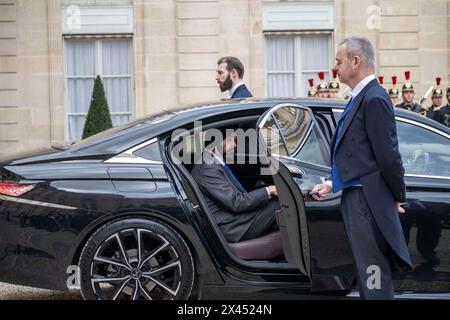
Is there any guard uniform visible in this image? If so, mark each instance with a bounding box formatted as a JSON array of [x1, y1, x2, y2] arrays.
[[395, 71, 421, 112]]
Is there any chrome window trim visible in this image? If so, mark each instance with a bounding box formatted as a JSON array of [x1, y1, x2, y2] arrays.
[[347, 290, 450, 300], [0, 195, 77, 210], [276, 154, 331, 171], [257, 103, 308, 129], [104, 138, 163, 164], [405, 174, 450, 180], [396, 116, 450, 140]]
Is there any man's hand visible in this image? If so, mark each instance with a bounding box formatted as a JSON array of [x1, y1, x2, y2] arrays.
[[310, 183, 332, 201], [267, 185, 278, 197], [396, 202, 406, 214]]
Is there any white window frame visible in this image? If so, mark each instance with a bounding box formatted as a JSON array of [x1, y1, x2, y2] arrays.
[[63, 36, 134, 141], [265, 32, 334, 97], [262, 2, 334, 31]]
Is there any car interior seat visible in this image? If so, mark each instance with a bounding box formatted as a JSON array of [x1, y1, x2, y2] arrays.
[[177, 153, 285, 261]]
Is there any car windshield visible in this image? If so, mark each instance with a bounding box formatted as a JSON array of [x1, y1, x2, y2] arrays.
[[71, 110, 176, 148]]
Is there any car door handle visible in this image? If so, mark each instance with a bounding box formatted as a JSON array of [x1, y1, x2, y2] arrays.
[[285, 164, 304, 179]]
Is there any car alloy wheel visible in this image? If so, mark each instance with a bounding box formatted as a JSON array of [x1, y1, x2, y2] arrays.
[[79, 218, 195, 300]]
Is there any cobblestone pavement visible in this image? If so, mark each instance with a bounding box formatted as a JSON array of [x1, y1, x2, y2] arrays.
[[0, 282, 82, 300]]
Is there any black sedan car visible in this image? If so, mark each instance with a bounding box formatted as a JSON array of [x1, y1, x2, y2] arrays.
[[0, 98, 449, 300]]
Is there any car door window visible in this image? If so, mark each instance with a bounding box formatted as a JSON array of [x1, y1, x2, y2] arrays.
[[133, 140, 162, 162], [260, 114, 289, 156], [396, 120, 450, 177], [272, 106, 311, 154], [293, 126, 329, 167], [273, 107, 329, 167], [313, 111, 334, 141], [259, 105, 330, 167]]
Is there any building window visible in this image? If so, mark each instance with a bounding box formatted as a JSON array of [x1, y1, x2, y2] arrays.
[[64, 38, 133, 141], [265, 34, 331, 97]]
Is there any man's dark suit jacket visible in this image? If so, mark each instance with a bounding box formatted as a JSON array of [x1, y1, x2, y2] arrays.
[[331, 78, 412, 271], [191, 159, 270, 243], [231, 84, 253, 99]]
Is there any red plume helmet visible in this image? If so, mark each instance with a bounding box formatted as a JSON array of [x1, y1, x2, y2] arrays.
[[404, 71, 411, 81], [318, 72, 325, 81], [328, 70, 340, 92], [402, 71, 414, 92], [392, 76, 397, 85], [389, 76, 399, 97], [307, 79, 317, 97], [432, 77, 443, 98]]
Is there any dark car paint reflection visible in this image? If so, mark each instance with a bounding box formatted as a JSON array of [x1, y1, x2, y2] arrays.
[[0, 98, 449, 298]]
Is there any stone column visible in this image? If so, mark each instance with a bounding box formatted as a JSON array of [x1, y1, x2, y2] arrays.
[[15, 0, 52, 150], [378, 0, 420, 94], [47, 0, 64, 143], [417, 0, 448, 99], [248, 0, 264, 97], [0, 0, 19, 154], [134, 0, 178, 116], [334, 0, 378, 95], [177, 0, 220, 104], [448, 0, 450, 81]]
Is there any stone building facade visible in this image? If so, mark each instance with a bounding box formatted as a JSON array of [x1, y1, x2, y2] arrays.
[[0, 0, 449, 154]]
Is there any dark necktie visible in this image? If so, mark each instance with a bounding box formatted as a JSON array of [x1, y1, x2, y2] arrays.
[[223, 163, 246, 193]]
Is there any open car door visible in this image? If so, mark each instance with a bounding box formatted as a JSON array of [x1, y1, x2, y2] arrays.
[[257, 103, 354, 293], [256, 104, 312, 276]]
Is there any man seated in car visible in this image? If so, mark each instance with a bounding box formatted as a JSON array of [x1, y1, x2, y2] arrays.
[[191, 129, 280, 243]]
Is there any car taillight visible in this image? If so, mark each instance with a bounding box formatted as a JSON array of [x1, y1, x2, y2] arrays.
[[0, 182, 35, 197]]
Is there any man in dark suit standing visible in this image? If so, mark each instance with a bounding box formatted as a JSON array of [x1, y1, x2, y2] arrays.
[[311, 37, 412, 299], [216, 56, 253, 99], [191, 131, 278, 243]]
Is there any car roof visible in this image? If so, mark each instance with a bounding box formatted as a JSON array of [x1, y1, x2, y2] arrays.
[[69, 98, 346, 154], [8, 97, 449, 165], [73, 96, 449, 151]]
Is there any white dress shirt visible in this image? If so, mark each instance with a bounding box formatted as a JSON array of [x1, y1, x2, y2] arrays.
[[348, 74, 376, 99], [228, 81, 244, 99]]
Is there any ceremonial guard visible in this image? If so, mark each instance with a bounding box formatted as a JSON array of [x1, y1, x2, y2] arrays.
[[421, 78, 444, 123], [317, 72, 329, 98], [328, 70, 340, 99], [395, 71, 421, 112], [389, 76, 400, 107], [307, 78, 317, 97], [438, 87, 450, 127]]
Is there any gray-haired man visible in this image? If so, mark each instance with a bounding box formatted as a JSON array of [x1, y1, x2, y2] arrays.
[[311, 36, 412, 299]]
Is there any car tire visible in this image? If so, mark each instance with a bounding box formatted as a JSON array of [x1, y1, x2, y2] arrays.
[[78, 217, 195, 300]]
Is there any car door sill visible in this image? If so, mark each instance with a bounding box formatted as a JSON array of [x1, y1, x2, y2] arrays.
[[346, 290, 450, 300]]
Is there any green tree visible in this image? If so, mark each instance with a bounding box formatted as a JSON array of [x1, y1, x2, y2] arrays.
[[82, 75, 113, 139]]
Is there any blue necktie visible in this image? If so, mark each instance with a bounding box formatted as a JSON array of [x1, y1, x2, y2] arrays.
[[223, 163, 246, 192], [331, 98, 361, 193], [336, 98, 354, 141]]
